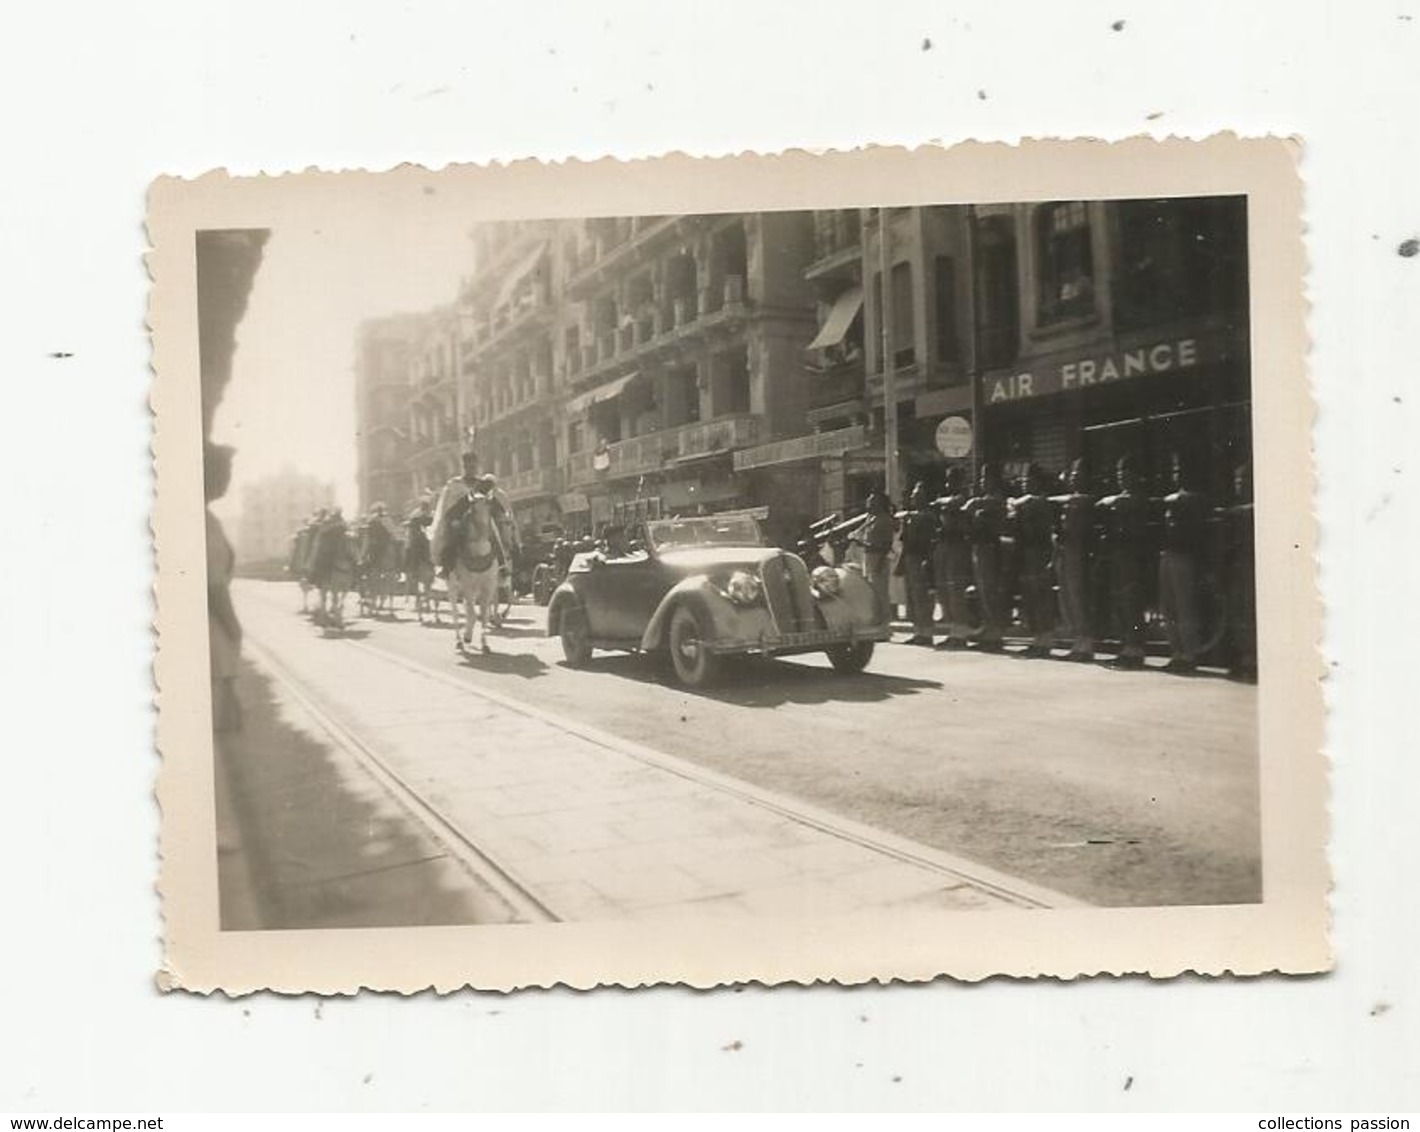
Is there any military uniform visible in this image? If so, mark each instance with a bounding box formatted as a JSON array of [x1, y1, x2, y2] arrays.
[[1012, 489, 1056, 654], [1223, 474, 1257, 681], [1054, 489, 1097, 659], [1159, 487, 1207, 671], [857, 508, 896, 627], [932, 490, 974, 647], [965, 486, 1008, 649], [1101, 486, 1148, 666], [899, 503, 940, 643]]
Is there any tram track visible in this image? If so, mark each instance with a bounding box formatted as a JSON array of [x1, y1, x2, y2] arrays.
[[336, 632, 1085, 912], [244, 637, 559, 925]]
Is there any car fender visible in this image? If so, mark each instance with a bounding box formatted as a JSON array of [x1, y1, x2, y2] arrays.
[[815, 566, 878, 632], [639, 579, 720, 652], [546, 582, 582, 638]]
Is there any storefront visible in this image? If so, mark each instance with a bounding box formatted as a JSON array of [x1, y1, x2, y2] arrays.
[[976, 317, 1251, 496]]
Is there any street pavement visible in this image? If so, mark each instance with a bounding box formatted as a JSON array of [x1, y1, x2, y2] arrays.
[[223, 578, 1260, 926]]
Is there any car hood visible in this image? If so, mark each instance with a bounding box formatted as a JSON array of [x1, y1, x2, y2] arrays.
[[657, 545, 787, 572]]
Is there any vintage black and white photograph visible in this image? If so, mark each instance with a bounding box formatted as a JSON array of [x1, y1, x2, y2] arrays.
[[152, 140, 1324, 990]]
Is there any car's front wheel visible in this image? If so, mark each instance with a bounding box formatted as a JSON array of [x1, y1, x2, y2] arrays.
[[560, 605, 593, 667], [826, 640, 874, 674], [668, 604, 721, 688]]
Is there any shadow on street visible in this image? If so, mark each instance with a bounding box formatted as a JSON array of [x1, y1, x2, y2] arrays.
[[561, 651, 942, 707], [216, 659, 514, 930]]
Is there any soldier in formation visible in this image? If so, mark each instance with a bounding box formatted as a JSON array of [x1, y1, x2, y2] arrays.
[[870, 449, 1254, 675]]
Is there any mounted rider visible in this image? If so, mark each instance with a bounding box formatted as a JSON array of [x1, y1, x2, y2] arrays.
[[432, 448, 508, 653]]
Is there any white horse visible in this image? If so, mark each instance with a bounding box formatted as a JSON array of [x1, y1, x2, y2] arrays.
[[442, 492, 505, 656]]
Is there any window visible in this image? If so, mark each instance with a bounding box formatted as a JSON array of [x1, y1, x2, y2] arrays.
[[568, 421, 584, 455], [664, 365, 701, 427], [1113, 197, 1248, 331], [564, 325, 581, 373], [871, 263, 916, 370], [934, 256, 958, 366], [1035, 201, 1096, 325], [975, 218, 1020, 366], [711, 347, 751, 416]]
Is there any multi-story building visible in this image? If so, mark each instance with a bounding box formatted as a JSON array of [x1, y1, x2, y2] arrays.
[[960, 195, 1250, 497], [552, 212, 820, 546], [234, 467, 335, 565], [355, 312, 426, 514], [453, 213, 825, 547], [362, 196, 1250, 549], [403, 304, 462, 500], [752, 198, 1250, 511], [456, 220, 565, 533]]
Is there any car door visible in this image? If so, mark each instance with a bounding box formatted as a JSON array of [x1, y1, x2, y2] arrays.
[[581, 532, 674, 642]]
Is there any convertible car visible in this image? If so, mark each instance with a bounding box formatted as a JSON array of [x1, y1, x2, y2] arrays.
[[546, 513, 890, 687]]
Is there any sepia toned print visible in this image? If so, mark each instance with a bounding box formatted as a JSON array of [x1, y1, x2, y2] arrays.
[[152, 138, 1325, 992]]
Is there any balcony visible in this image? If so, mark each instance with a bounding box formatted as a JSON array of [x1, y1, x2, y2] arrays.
[[565, 216, 688, 294], [499, 464, 564, 502], [567, 277, 753, 393], [567, 413, 763, 487], [807, 359, 867, 411], [806, 211, 863, 281], [464, 290, 553, 362]]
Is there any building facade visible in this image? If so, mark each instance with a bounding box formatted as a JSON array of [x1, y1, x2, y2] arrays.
[[451, 214, 823, 547], [748, 198, 1250, 510], [355, 312, 428, 514], [235, 467, 336, 565], [403, 305, 462, 500], [356, 197, 1250, 543], [963, 195, 1250, 498]]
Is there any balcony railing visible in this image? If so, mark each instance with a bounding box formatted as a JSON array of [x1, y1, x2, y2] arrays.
[[566, 217, 684, 290], [567, 413, 762, 486]]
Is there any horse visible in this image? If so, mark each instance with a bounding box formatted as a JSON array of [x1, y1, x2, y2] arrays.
[[308, 517, 357, 630], [404, 515, 439, 624], [357, 516, 403, 618], [288, 525, 316, 613], [443, 491, 504, 656]]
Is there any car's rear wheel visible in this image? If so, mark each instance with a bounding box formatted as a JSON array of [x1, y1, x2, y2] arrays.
[[668, 605, 721, 688], [560, 605, 593, 667], [826, 640, 874, 674]]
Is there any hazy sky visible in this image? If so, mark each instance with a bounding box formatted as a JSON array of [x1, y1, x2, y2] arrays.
[[210, 213, 476, 522]]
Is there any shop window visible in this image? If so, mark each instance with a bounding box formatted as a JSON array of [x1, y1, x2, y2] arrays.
[[1035, 201, 1096, 325], [934, 256, 959, 367]]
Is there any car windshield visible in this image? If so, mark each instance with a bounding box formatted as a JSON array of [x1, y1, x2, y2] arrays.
[[646, 516, 765, 552]]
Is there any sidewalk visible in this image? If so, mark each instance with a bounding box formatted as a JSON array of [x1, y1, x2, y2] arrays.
[[232, 596, 1080, 924]]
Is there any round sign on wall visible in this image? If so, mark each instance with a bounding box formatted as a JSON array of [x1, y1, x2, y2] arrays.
[[935, 415, 973, 459]]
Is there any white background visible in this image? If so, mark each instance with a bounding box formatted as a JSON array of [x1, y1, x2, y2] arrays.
[[2, 0, 1417, 1113]]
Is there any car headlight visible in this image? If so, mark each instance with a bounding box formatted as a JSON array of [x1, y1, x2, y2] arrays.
[[725, 569, 763, 606], [811, 565, 841, 597]]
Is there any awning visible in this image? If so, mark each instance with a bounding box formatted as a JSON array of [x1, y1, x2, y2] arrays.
[[494, 242, 548, 308], [565, 371, 641, 416], [806, 286, 864, 351]]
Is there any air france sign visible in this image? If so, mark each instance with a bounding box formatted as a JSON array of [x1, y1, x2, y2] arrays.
[[984, 336, 1215, 405]]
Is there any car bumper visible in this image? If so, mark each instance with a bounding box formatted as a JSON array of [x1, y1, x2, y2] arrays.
[[705, 625, 891, 656]]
